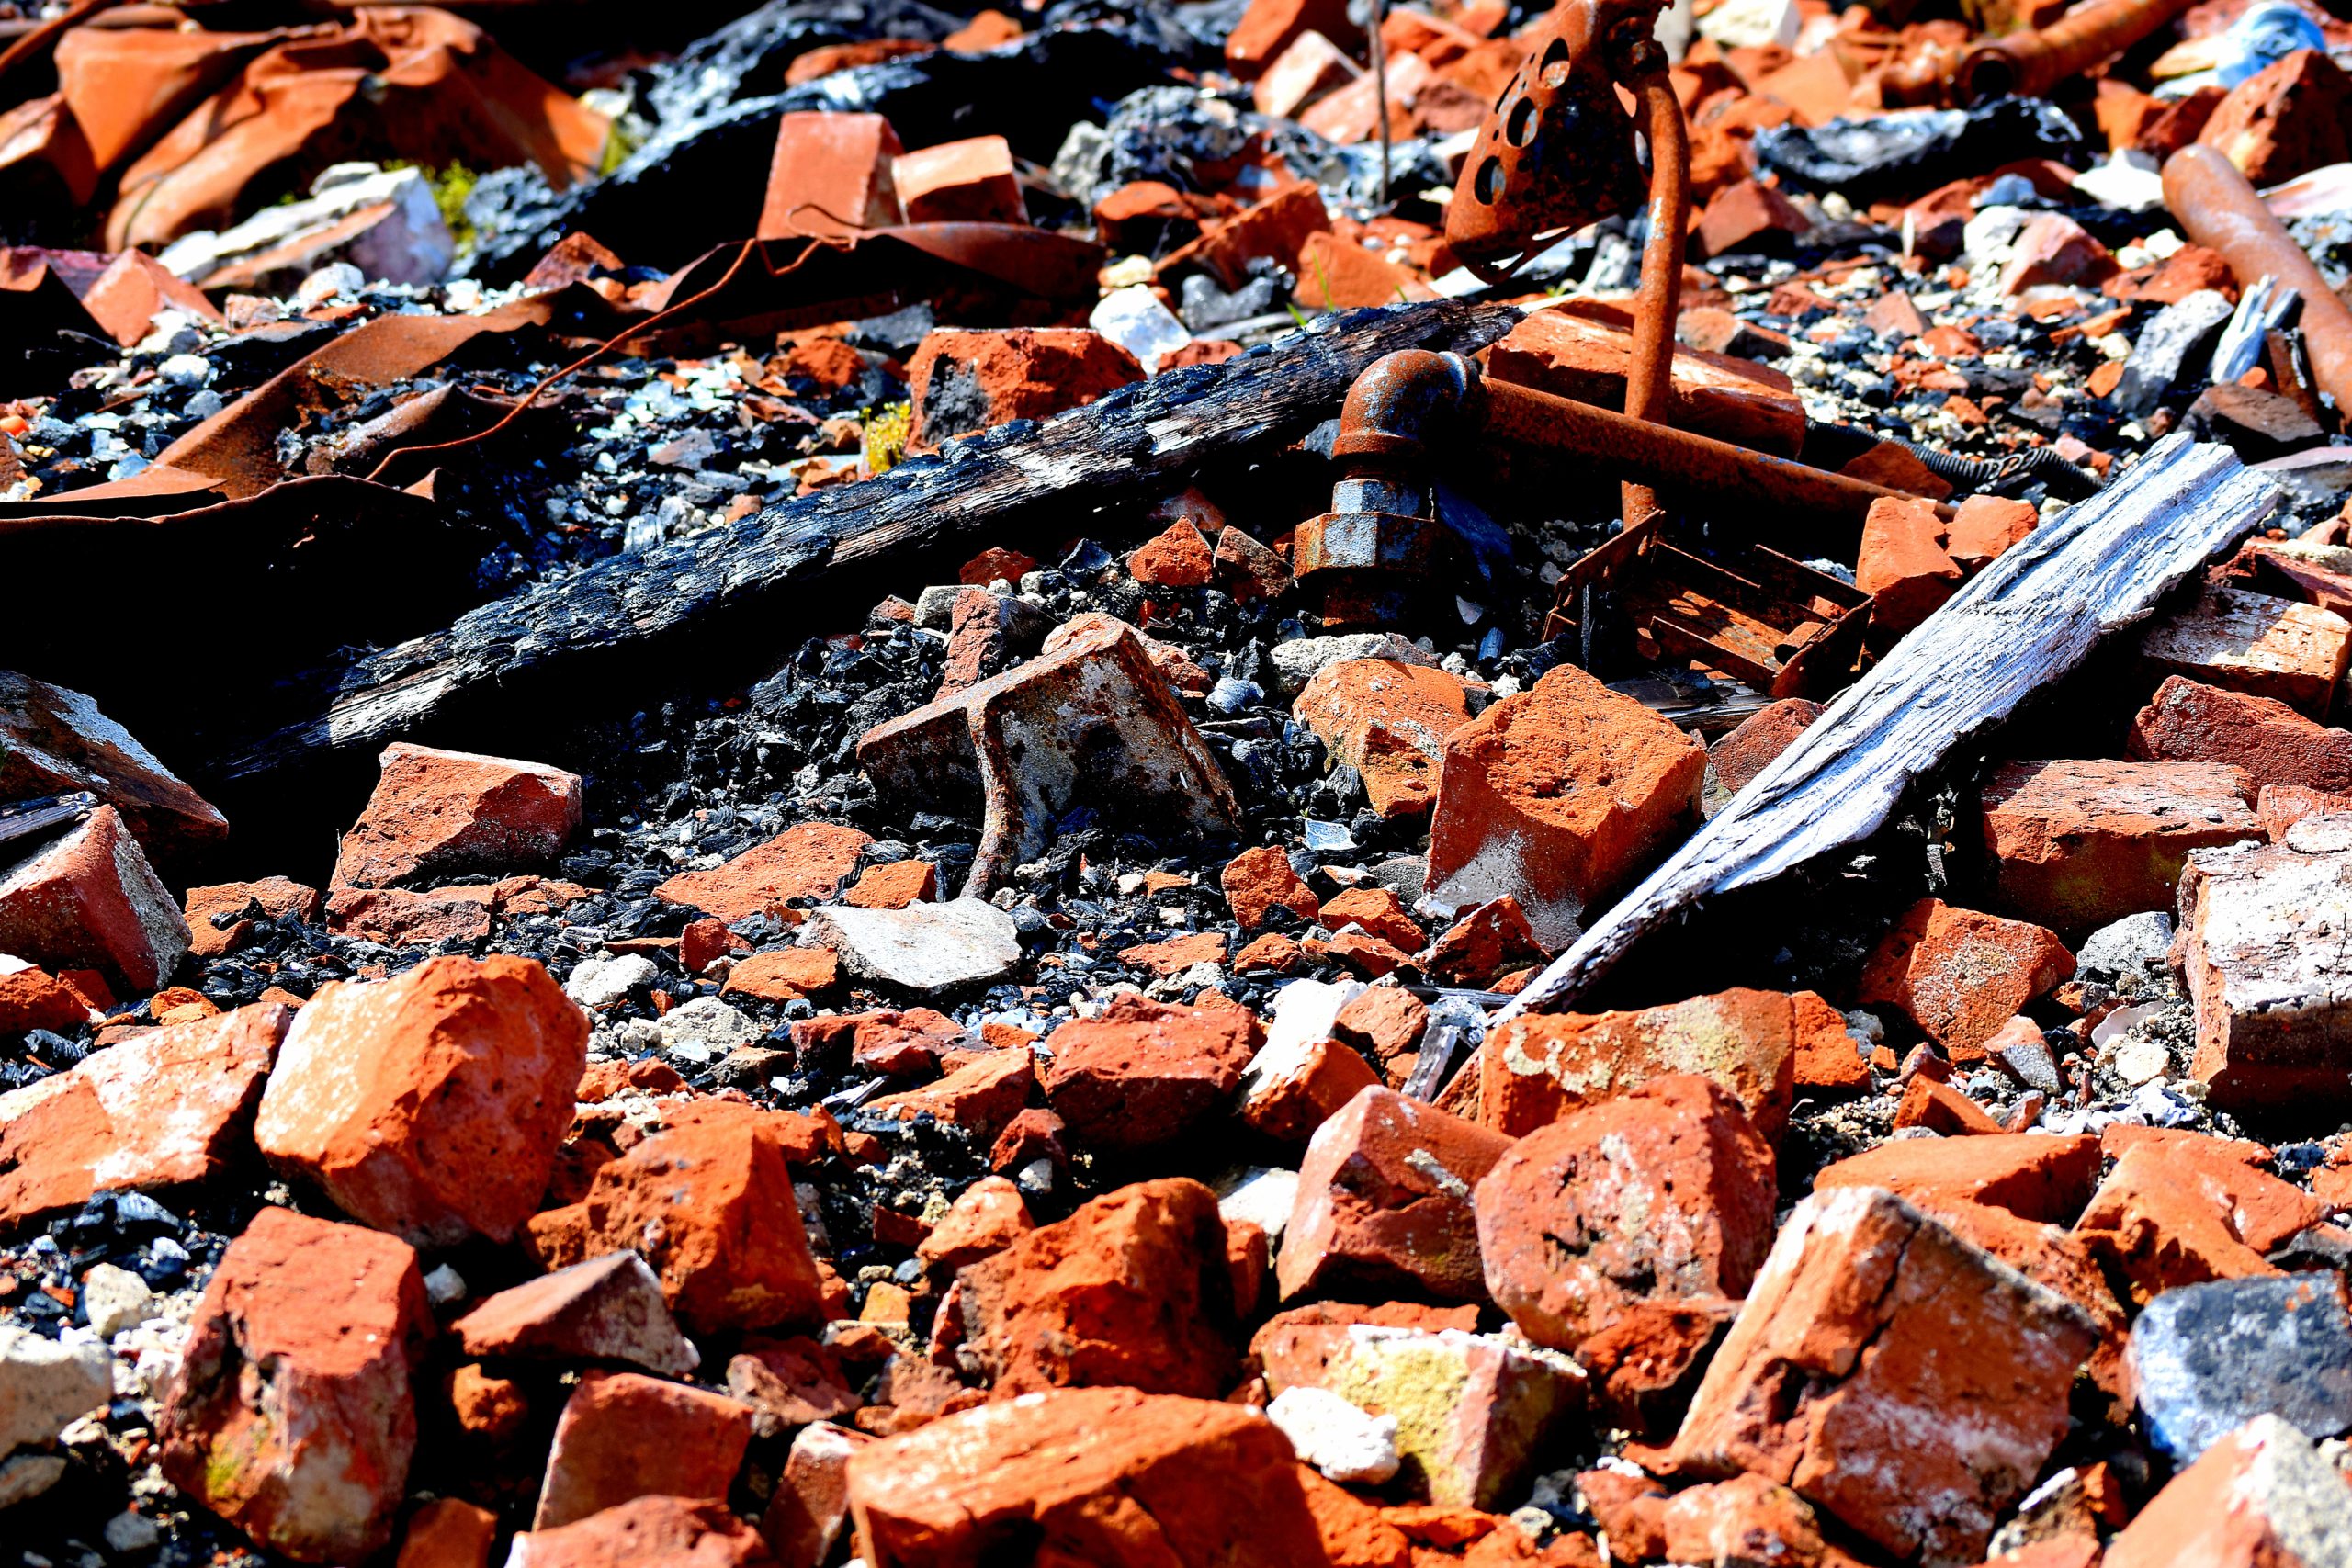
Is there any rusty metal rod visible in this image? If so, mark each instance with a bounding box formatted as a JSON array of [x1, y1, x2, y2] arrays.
[[1618, 63, 1691, 534], [1477, 373, 1954, 524], [1956, 0, 2198, 104], [2164, 143, 2352, 423]]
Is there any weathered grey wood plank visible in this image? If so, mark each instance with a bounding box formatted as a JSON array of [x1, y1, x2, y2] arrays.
[[1490, 433, 2282, 1031]]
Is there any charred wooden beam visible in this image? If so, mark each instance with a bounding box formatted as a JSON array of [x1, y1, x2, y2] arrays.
[[204, 301, 1525, 789]]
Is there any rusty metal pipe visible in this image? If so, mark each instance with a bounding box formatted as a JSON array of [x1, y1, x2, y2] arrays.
[[1476, 373, 1953, 524], [2165, 143, 2352, 422], [1956, 0, 2198, 104], [1329, 348, 1477, 463], [1619, 65, 1691, 533]]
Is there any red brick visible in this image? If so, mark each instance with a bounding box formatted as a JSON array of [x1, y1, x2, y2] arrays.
[[2177, 828, 2352, 1114], [533, 1371, 754, 1529], [1041, 993, 1259, 1150], [0, 804, 187, 993], [332, 743, 581, 890], [1222, 843, 1320, 930], [1426, 664, 1705, 950], [0, 671, 227, 858], [759, 111, 902, 241], [1661, 1474, 1827, 1568], [1317, 1325, 1583, 1509], [1422, 896, 1545, 986], [2002, 212, 2114, 294], [1668, 1187, 2097, 1563], [1708, 698, 1824, 795], [890, 134, 1023, 223], [1856, 495, 1962, 639], [1293, 231, 1435, 310], [1253, 28, 1360, 118], [1854, 897, 2075, 1058], [915, 1175, 1034, 1275], [1129, 518, 1216, 588], [1239, 1032, 1382, 1141], [452, 1251, 698, 1378], [957, 546, 1036, 587], [1979, 757, 2259, 931], [2131, 674, 2352, 794], [0, 1000, 287, 1229], [2197, 48, 2352, 187], [1694, 178, 1810, 259], [183, 875, 320, 958], [1479, 987, 1831, 1141], [2256, 782, 2352, 839], [869, 1047, 1035, 1142], [722, 946, 840, 1001], [255, 954, 588, 1247], [845, 1387, 1330, 1564], [1476, 1075, 1775, 1361], [0, 956, 90, 1034], [506, 1495, 769, 1568], [954, 1177, 1242, 1396], [1484, 307, 1804, 457], [653, 820, 871, 922], [905, 327, 1140, 448], [1944, 494, 2037, 571], [1161, 179, 1331, 290], [160, 1208, 433, 1563], [1321, 886, 1425, 950], [1226, 0, 1361, 74], [2102, 1414, 2352, 1568], [2140, 588, 2352, 719], [526, 1100, 830, 1335], [1251, 1300, 1480, 1392], [762, 1421, 870, 1568], [1277, 1085, 1511, 1302], [1333, 985, 1430, 1082], [1891, 1074, 2004, 1134], [396, 1498, 497, 1568], [1213, 525, 1293, 601], [2075, 1137, 2326, 1305], [1293, 658, 1475, 818]]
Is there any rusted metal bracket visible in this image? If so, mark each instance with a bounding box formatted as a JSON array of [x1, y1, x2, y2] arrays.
[[1444, 0, 1693, 536]]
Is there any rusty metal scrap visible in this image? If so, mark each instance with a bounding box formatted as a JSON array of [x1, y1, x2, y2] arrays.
[[1953, 0, 2199, 104], [857, 620, 1242, 897], [2164, 144, 2352, 427]]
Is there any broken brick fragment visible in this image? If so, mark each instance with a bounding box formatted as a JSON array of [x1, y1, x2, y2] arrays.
[[1293, 658, 1475, 818], [890, 134, 1023, 224], [332, 742, 582, 891], [2075, 1134, 2326, 1304], [1426, 665, 1705, 950], [2130, 675, 2352, 794], [1979, 757, 2259, 931], [845, 1387, 1331, 1565], [506, 1496, 769, 1568], [721, 946, 840, 1001], [2195, 48, 2352, 188], [0, 669, 227, 858], [1223, 844, 1321, 930], [160, 1208, 434, 1563], [2177, 825, 2352, 1115], [956, 1177, 1242, 1396], [1476, 1075, 1775, 1359], [1129, 517, 1216, 588], [183, 875, 321, 958], [0, 804, 188, 994], [1668, 1187, 2097, 1563], [255, 954, 589, 1247], [0, 1001, 288, 1229], [1479, 987, 1828, 1141], [1422, 896, 1545, 986], [1278, 1085, 1511, 1302], [2139, 588, 2352, 719], [1040, 993, 1259, 1149], [905, 327, 1141, 449], [1854, 897, 2074, 1058], [1856, 495, 1962, 640], [526, 1100, 830, 1335], [1707, 698, 1823, 795], [653, 821, 872, 922], [533, 1371, 754, 1529], [759, 111, 902, 241]]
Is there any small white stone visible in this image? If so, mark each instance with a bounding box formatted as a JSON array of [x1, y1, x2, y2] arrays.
[[2112, 1035, 2172, 1086], [808, 899, 1022, 993], [77, 1264, 154, 1339], [565, 953, 657, 1008], [0, 1325, 112, 1454], [1266, 1385, 1400, 1484], [423, 1264, 469, 1307]]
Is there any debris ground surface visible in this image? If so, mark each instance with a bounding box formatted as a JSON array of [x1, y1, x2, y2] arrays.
[[0, 0, 2349, 1565]]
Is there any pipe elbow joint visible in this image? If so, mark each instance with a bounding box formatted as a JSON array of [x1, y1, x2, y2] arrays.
[[1330, 350, 1481, 465]]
